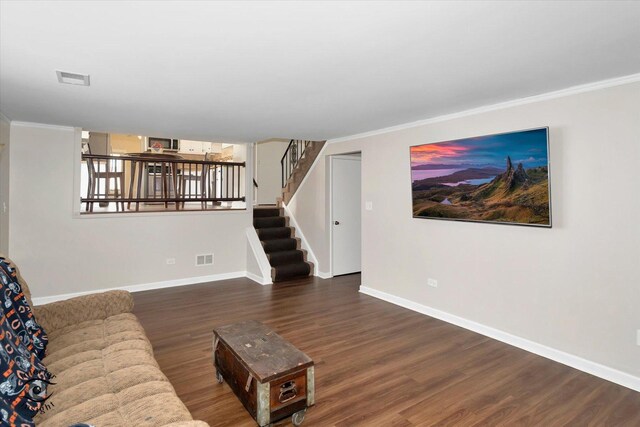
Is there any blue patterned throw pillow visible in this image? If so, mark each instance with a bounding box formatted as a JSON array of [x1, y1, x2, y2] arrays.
[[0, 311, 53, 420], [0, 259, 48, 359], [0, 396, 35, 426]]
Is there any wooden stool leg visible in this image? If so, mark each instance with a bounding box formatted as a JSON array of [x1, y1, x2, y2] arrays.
[[105, 170, 111, 210], [119, 175, 125, 211], [114, 176, 120, 212], [181, 176, 187, 209], [89, 179, 96, 213], [86, 176, 92, 212], [162, 163, 169, 208], [201, 167, 208, 209]]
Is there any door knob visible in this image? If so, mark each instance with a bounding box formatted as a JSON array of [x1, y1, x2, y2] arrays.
[[334, 221, 340, 225]]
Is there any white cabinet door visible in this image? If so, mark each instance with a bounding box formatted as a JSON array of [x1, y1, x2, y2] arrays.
[[201, 142, 212, 154], [179, 140, 202, 154]]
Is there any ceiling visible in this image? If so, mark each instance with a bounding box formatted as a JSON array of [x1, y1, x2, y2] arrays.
[[1, 1, 640, 142]]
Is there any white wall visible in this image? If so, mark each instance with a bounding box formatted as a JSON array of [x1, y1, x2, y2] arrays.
[[256, 139, 289, 204], [288, 81, 640, 381], [0, 114, 10, 254], [8, 123, 252, 298]]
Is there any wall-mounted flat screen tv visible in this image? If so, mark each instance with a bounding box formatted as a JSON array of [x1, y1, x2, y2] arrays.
[[410, 127, 551, 227]]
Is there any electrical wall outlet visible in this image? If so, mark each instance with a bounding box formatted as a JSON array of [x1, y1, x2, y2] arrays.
[[365, 201, 373, 211], [196, 253, 214, 266], [166, 258, 176, 265], [428, 278, 438, 288]]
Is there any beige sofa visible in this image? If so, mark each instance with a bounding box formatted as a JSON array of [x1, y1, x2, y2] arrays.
[[4, 256, 208, 427]]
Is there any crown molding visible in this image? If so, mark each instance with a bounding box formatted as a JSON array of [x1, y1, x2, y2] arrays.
[[328, 73, 640, 144], [11, 121, 76, 131]]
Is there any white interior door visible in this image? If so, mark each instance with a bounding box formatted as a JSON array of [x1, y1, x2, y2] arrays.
[[331, 155, 362, 276]]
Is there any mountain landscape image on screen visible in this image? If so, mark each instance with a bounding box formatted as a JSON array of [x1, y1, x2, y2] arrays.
[[411, 128, 551, 226]]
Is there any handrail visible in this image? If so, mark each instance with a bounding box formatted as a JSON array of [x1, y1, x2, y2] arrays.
[[83, 153, 245, 167], [281, 140, 311, 188], [81, 153, 246, 214]]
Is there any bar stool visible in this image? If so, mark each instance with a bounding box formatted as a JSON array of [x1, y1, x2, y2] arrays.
[[85, 148, 125, 212], [126, 153, 183, 211], [180, 160, 211, 209]]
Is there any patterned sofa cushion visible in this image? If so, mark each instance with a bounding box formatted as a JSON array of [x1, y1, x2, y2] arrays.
[[0, 256, 34, 309], [0, 259, 48, 359], [1, 395, 36, 427], [0, 314, 52, 420]]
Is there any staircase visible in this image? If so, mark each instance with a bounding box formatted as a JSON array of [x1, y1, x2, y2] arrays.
[[253, 206, 313, 282], [281, 140, 326, 204]]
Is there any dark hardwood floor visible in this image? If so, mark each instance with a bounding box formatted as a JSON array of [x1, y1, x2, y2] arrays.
[[133, 274, 640, 426]]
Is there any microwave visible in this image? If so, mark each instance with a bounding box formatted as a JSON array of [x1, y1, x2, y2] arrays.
[[148, 137, 179, 151]]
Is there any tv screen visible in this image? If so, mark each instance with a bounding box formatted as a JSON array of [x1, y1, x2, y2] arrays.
[[410, 127, 551, 227]]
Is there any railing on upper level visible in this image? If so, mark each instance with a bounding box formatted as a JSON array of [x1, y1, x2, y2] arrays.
[[81, 153, 245, 213], [281, 139, 311, 188]]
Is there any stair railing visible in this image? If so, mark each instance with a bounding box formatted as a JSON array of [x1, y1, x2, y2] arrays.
[[281, 139, 311, 188]]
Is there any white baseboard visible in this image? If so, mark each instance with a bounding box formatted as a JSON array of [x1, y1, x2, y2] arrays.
[[317, 271, 332, 279], [246, 271, 271, 285], [359, 286, 640, 393], [32, 271, 248, 305]]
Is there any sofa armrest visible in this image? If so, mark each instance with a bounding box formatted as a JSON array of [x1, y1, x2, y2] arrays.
[[32, 290, 134, 333]]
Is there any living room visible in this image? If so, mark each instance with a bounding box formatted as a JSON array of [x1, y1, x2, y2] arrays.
[[0, 1, 639, 426]]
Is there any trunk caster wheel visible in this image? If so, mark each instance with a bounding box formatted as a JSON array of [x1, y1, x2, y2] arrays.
[[216, 371, 224, 384], [292, 409, 306, 426]]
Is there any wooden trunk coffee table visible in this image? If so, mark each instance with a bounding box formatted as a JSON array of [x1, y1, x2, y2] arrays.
[[213, 320, 315, 426]]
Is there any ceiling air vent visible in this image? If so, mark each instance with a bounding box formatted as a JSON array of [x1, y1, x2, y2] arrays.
[[56, 70, 90, 86]]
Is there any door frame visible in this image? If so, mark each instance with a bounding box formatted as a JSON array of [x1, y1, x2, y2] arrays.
[[328, 152, 362, 277]]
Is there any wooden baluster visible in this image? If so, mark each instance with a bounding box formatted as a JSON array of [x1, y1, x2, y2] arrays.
[[201, 161, 208, 209], [128, 159, 136, 211], [136, 160, 143, 211], [173, 161, 180, 211], [105, 159, 112, 211], [214, 164, 217, 204]]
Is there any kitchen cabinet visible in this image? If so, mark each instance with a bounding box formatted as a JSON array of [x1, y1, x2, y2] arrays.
[[110, 134, 144, 154], [179, 140, 223, 155], [179, 140, 203, 154]]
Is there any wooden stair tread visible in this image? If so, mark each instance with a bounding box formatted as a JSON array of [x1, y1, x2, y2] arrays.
[[253, 207, 312, 282]]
